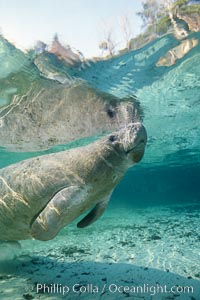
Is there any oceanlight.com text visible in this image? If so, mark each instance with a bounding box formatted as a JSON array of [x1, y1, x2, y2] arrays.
[[35, 283, 194, 296]]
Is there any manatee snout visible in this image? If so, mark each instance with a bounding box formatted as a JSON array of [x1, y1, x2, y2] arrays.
[[121, 122, 147, 163], [130, 123, 147, 163], [131, 122, 147, 148]]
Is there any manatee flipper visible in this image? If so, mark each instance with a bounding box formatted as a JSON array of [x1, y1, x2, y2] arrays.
[[31, 186, 87, 241], [77, 196, 110, 228]]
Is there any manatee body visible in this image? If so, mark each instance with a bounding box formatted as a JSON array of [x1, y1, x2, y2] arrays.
[[0, 80, 141, 151], [0, 123, 147, 241]]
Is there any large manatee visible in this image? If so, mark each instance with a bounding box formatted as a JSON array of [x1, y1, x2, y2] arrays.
[[0, 122, 147, 241], [0, 78, 141, 151]]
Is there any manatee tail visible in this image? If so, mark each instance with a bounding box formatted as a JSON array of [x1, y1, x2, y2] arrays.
[[77, 197, 109, 228]]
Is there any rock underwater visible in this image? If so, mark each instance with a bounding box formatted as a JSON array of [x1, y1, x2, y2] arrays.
[[0, 123, 147, 241]]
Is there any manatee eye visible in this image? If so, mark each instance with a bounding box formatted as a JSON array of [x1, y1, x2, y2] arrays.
[[109, 135, 117, 142], [107, 108, 115, 118]]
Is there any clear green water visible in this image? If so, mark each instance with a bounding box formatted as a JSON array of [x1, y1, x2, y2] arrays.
[[1, 32, 200, 198], [0, 31, 200, 299]]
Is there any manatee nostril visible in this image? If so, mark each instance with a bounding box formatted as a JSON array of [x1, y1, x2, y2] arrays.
[[109, 135, 117, 142], [107, 109, 115, 118]]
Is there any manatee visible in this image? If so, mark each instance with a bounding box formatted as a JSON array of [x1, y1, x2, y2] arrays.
[[0, 122, 147, 241], [0, 79, 142, 151]]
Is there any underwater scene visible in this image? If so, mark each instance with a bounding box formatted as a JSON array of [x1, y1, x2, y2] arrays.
[[0, 0, 200, 299]]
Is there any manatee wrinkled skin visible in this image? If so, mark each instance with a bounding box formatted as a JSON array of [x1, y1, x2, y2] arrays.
[[0, 123, 147, 241], [0, 80, 142, 151]]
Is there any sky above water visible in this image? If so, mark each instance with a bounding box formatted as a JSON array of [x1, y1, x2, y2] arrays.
[[0, 0, 142, 57]]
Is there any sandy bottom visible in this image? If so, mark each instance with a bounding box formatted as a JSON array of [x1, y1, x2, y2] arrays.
[[0, 203, 199, 299]]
